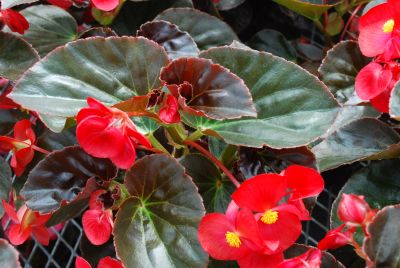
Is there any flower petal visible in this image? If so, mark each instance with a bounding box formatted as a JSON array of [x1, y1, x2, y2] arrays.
[[98, 256, 124, 268], [32, 226, 50, 246], [82, 209, 113, 245], [355, 62, 392, 101], [13, 120, 36, 142], [1, 9, 29, 35], [75, 256, 92, 268], [159, 94, 181, 124], [370, 87, 391, 113], [109, 136, 136, 169], [91, 0, 119, 11], [282, 165, 324, 200], [7, 224, 31, 245], [2, 199, 19, 222], [237, 252, 284, 268]]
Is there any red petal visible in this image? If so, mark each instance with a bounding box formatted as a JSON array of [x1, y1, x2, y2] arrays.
[[91, 0, 119, 11], [1, 9, 29, 34], [355, 62, 392, 100], [77, 98, 112, 123], [89, 190, 107, 210], [82, 209, 113, 245], [32, 212, 52, 227], [338, 194, 371, 226], [13, 120, 35, 142], [76, 116, 125, 158], [0, 136, 16, 152], [235, 208, 266, 252], [370, 87, 391, 113], [109, 136, 136, 169], [317, 224, 354, 250], [198, 213, 250, 260], [98, 257, 124, 268], [76, 256, 92, 268], [12, 147, 34, 176], [32, 226, 50, 246], [7, 224, 31, 245], [237, 252, 284, 268], [47, 0, 73, 9], [232, 174, 287, 212], [125, 126, 152, 148], [282, 165, 324, 200], [159, 94, 181, 124], [277, 248, 322, 268], [2, 199, 19, 222], [287, 199, 310, 221]]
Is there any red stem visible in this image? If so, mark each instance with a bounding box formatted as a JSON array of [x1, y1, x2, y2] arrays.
[[136, 145, 164, 154], [183, 140, 240, 188], [31, 144, 50, 155], [340, 4, 363, 41]]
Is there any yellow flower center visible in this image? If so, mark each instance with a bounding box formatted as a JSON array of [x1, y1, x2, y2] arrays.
[[225, 231, 241, 248], [383, 19, 395, 33], [261, 210, 279, 224]]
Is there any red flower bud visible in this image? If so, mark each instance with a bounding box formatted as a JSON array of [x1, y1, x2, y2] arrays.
[[338, 194, 373, 226]]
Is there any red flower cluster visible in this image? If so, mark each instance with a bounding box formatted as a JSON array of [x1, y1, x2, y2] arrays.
[[47, 0, 118, 12], [356, 0, 400, 112], [76, 256, 124, 268], [158, 94, 180, 124], [82, 190, 113, 245], [76, 98, 152, 169], [0, 8, 29, 34], [198, 165, 324, 268]]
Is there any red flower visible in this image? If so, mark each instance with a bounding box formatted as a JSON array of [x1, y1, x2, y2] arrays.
[[0, 120, 36, 176], [75, 256, 124, 268], [82, 190, 113, 245], [91, 0, 119, 11], [277, 248, 322, 268], [159, 94, 180, 124], [358, 0, 400, 61], [47, 0, 73, 9], [231, 174, 302, 253], [76, 98, 152, 169], [338, 194, 376, 227], [2, 199, 52, 246], [237, 251, 284, 268], [317, 224, 356, 250], [0, 9, 29, 34], [355, 61, 400, 113]]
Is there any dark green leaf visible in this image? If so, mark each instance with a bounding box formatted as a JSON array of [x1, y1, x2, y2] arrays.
[[285, 244, 345, 268], [187, 46, 339, 148], [10, 37, 169, 132], [114, 154, 207, 268], [78, 27, 118, 39], [1, 0, 38, 8], [0, 32, 39, 81], [45, 198, 88, 227], [246, 29, 297, 61], [180, 153, 235, 213], [272, 0, 341, 21], [155, 8, 239, 50], [364, 205, 400, 268], [0, 239, 21, 268], [312, 118, 400, 171], [216, 0, 245, 10], [137, 20, 199, 60], [0, 109, 29, 136], [389, 81, 400, 120], [319, 41, 369, 104], [21, 146, 117, 213], [0, 157, 12, 217], [9, 5, 78, 57]]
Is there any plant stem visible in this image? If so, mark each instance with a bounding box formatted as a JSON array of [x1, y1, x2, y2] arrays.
[[146, 133, 169, 154], [186, 129, 204, 142], [31, 145, 50, 155], [183, 140, 240, 188], [339, 4, 363, 41]]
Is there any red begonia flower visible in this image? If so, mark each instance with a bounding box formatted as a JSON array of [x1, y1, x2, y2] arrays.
[[317, 224, 356, 250], [47, 0, 73, 9], [91, 0, 119, 11], [237, 251, 284, 268], [277, 248, 322, 268], [159, 94, 181, 124], [232, 174, 302, 253], [75, 256, 124, 268], [76, 98, 152, 169], [338, 194, 376, 227], [281, 165, 324, 201], [359, 0, 400, 60], [0, 120, 36, 176], [0, 9, 29, 34], [355, 61, 400, 113], [2, 199, 51, 246], [82, 190, 113, 245]]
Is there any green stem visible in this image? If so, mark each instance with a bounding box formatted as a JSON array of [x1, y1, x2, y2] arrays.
[[220, 144, 237, 168], [165, 123, 188, 144], [186, 129, 204, 142], [147, 133, 169, 154]]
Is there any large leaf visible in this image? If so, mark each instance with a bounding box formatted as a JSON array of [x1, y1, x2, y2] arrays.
[[0, 32, 39, 81], [319, 41, 369, 104], [364, 205, 400, 268], [285, 244, 345, 268], [186, 46, 339, 148], [155, 8, 239, 50], [137, 20, 199, 60], [114, 154, 207, 268], [21, 146, 117, 213], [1, 0, 38, 8], [180, 153, 235, 213], [10, 37, 169, 132], [389, 81, 400, 120], [0, 239, 21, 268], [0, 157, 12, 217], [272, 0, 341, 21], [160, 57, 257, 120], [9, 5, 78, 57], [312, 118, 400, 171]]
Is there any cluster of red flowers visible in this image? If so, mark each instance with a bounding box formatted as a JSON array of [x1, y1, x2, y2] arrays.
[[198, 165, 325, 268], [356, 0, 400, 113], [318, 194, 376, 262]]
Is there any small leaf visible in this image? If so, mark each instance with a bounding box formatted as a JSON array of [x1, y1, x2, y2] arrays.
[[21, 146, 117, 214], [0, 239, 21, 268], [0, 32, 39, 81], [312, 118, 400, 171], [8, 5, 78, 57], [10, 37, 169, 132], [325, 12, 344, 36], [114, 154, 208, 268], [285, 244, 345, 268], [272, 0, 341, 21], [0, 157, 12, 217], [364, 205, 400, 268], [78, 27, 118, 39], [155, 8, 238, 50], [180, 153, 235, 213], [137, 20, 199, 60], [319, 41, 369, 104], [160, 57, 257, 120]]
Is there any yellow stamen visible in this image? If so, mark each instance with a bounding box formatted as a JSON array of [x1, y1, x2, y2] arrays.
[[261, 210, 279, 224], [225, 231, 241, 248], [383, 19, 395, 33]]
